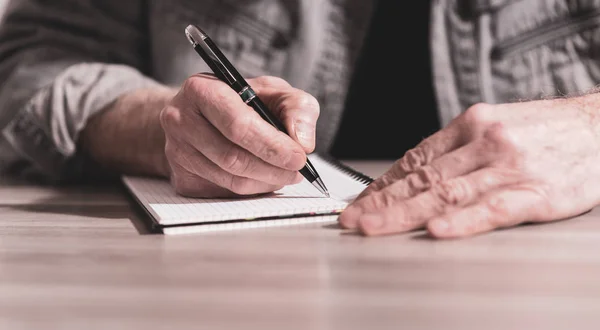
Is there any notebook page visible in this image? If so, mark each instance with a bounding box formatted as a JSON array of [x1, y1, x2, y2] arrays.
[[123, 155, 369, 226], [161, 214, 340, 234]]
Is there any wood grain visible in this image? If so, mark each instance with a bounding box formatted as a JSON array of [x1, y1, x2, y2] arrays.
[[2, 161, 600, 330]]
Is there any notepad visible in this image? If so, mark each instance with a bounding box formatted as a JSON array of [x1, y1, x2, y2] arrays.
[[122, 154, 373, 234]]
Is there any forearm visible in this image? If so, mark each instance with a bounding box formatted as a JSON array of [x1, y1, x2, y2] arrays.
[[0, 0, 164, 182], [79, 87, 177, 178]]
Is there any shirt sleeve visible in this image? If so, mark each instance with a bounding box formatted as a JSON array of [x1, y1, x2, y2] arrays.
[[0, 0, 163, 183]]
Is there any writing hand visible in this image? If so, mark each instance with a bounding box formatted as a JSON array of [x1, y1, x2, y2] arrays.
[[339, 97, 600, 238], [160, 74, 319, 198]]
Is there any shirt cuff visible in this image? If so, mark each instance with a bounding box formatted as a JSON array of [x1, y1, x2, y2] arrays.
[[1, 63, 163, 183]]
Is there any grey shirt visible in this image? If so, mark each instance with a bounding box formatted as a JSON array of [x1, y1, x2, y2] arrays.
[[0, 0, 373, 182]]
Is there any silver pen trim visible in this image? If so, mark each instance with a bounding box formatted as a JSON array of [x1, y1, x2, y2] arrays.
[[244, 94, 257, 104], [238, 86, 249, 96], [184, 25, 207, 46], [313, 177, 330, 198]]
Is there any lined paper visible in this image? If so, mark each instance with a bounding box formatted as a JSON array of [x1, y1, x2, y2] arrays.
[[122, 154, 370, 231]]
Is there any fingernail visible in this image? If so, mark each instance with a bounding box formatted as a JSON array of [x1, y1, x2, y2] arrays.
[[338, 205, 362, 229], [294, 120, 315, 149], [429, 219, 449, 235], [359, 214, 385, 231]]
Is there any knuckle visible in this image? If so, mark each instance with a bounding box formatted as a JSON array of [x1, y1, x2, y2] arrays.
[[485, 195, 510, 219], [463, 102, 493, 126], [372, 174, 396, 192], [388, 161, 407, 179], [399, 145, 432, 172], [221, 146, 251, 175], [480, 125, 526, 170], [362, 192, 397, 211], [159, 106, 181, 129], [405, 174, 424, 195], [379, 173, 396, 187], [482, 123, 519, 154], [259, 138, 287, 164], [398, 152, 415, 173], [431, 179, 471, 206], [181, 75, 205, 97], [407, 165, 443, 192]]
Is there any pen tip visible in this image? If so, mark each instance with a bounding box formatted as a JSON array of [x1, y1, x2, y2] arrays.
[[312, 177, 330, 197]]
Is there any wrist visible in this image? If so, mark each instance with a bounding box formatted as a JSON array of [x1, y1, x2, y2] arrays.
[[79, 86, 177, 178]]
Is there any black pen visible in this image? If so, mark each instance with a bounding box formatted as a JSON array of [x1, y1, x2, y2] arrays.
[[184, 24, 330, 197]]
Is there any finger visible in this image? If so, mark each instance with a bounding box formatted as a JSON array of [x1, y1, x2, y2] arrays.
[[355, 119, 467, 200], [249, 77, 319, 151], [345, 168, 521, 234], [169, 165, 235, 198], [340, 138, 511, 229], [161, 105, 303, 187], [427, 187, 550, 239], [180, 74, 307, 171], [170, 163, 283, 198], [259, 87, 320, 153], [165, 139, 284, 197], [360, 132, 507, 203]]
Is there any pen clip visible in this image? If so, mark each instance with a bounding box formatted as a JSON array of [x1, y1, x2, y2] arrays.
[[185, 25, 237, 85]]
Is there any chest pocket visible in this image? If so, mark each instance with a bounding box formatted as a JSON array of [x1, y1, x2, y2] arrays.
[[472, 0, 600, 101], [491, 5, 600, 59]]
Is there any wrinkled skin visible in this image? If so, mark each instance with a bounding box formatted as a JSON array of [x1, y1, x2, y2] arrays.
[[339, 96, 600, 239], [160, 74, 320, 198]]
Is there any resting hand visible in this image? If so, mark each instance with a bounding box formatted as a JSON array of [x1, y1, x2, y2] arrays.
[[339, 96, 600, 238], [160, 74, 319, 198]]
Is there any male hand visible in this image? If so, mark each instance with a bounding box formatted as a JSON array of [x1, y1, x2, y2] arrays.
[[160, 74, 319, 198], [339, 96, 600, 238]]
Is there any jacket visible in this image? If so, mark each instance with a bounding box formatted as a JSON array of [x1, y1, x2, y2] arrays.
[[431, 0, 600, 125], [0, 0, 597, 181]]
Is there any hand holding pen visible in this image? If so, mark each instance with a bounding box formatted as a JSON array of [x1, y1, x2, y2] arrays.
[[156, 26, 327, 198], [183, 24, 329, 197]]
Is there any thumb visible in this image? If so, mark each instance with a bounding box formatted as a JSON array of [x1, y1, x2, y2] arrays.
[[248, 77, 320, 152], [270, 91, 319, 153], [291, 117, 317, 152]]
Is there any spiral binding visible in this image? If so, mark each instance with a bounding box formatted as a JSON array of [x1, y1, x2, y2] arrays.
[[319, 154, 374, 185]]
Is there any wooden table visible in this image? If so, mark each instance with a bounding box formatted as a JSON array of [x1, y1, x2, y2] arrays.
[[2, 161, 600, 330]]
